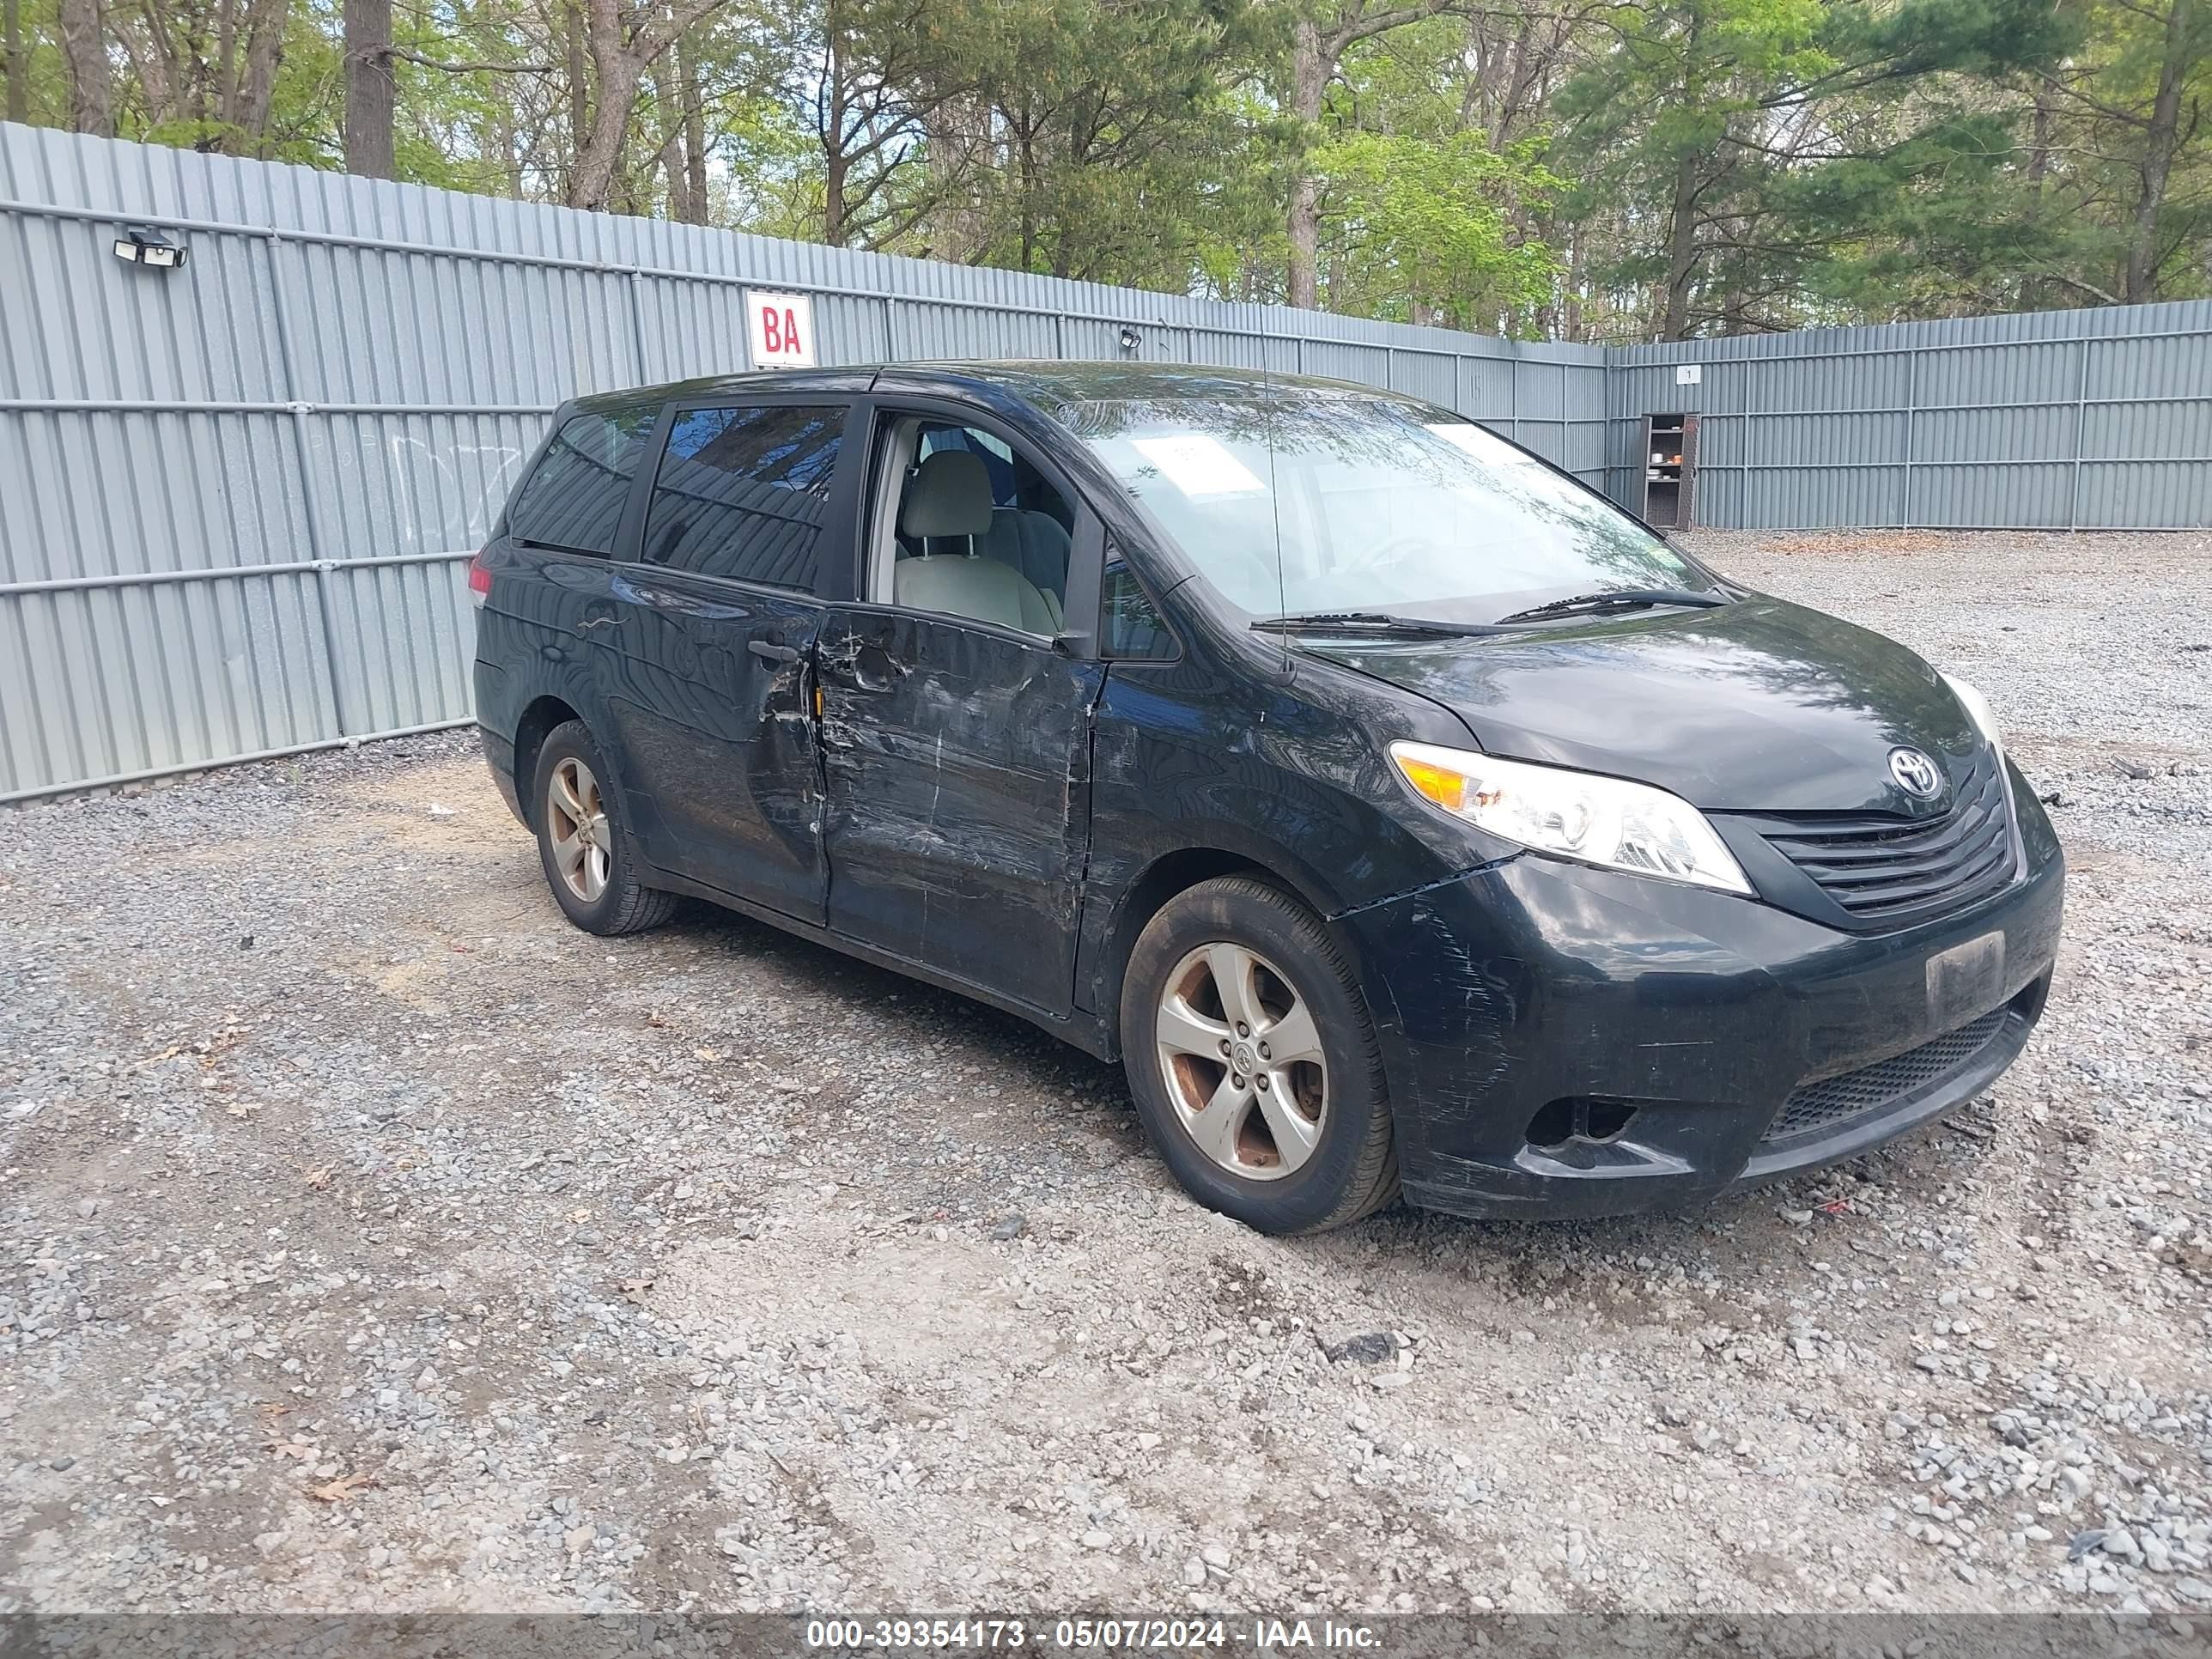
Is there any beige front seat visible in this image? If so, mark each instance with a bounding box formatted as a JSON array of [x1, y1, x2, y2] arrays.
[[894, 451, 1064, 635]]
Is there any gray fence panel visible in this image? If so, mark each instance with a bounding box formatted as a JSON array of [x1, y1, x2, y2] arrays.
[[8, 120, 2212, 801], [1, 122, 1607, 799], [2077, 460, 2212, 528], [1612, 301, 2212, 530]]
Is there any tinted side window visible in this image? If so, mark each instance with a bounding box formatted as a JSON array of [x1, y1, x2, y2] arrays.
[[642, 404, 845, 589], [508, 406, 658, 556], [1102, 554, 1174, 659]]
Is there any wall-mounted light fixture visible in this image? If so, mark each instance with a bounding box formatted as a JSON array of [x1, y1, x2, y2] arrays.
[[1117, 325, 1142, 356], [112, 227, 186, 270]]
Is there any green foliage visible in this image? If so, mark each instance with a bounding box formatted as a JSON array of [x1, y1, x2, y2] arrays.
[[941, 0, 1265, 283], [3, 0, 2208, 337], [1317, 129, 1561, 331], [3, 0, 68, 125]]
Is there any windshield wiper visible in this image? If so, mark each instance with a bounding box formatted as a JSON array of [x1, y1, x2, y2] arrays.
[[1491, 586, 1730, 625], [1253, 611, 1503, 639]]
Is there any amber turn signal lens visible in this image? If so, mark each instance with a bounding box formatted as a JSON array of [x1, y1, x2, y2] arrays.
[[1394, 752, 1468, 812]]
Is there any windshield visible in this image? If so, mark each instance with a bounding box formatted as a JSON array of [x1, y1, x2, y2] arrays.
[[1063, 386, 1707, 624]]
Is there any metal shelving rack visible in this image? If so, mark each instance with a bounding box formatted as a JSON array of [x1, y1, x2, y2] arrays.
[[1639, 414, 1694, 528]]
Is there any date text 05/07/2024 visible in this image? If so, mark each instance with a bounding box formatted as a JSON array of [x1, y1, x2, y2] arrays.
[[800, 1618, 1382, 1650]]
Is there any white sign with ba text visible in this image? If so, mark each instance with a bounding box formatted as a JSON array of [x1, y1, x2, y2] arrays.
[[745, 289, 817, 368]]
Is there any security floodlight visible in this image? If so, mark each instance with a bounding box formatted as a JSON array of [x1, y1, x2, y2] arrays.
[[1117, 325, 1142, 354], [113, 227, 186, 270]]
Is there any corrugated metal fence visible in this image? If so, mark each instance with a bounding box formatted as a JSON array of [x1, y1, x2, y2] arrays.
[[1610, 308, 2212, 531], [0, 123, 1607, 802], [3, 121, 2209, 802]]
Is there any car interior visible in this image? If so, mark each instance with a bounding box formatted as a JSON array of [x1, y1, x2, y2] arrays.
[[875, 419, 1075, 635]]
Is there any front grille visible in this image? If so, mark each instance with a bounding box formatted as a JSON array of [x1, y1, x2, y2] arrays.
[[1762, 1007, 2010, 1143], [1759, 752, 2014, 924]]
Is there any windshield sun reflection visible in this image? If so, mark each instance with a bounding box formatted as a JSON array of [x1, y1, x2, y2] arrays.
[[1061, 385, 1712, 626]]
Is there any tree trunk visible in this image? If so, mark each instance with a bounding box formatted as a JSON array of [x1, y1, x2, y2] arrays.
[[677, 31, 707, 222], [1561, 227, 1585, 342], [4, 0, 27, 125], [58, 0, 110, 135], [924, 97, 987, 263], [1017, 114, 1036, 270], [563, 0, 590, 176], [2021, 83, 2055, 307], [570, 0, 646, 210], [234, 0, 285, 146], [344, 0, 396, 177], [1661, 148, 1700, 339], [568, 0, 722, 210], [1285, 16, 1327, 309], [821, 40, 849, 243], [497, 100, 523, 196], [2124, 0, 2192, 303], [115, 17, 169, 124], [216, 0, 240, 125], [2024, 88, 2053, 194], [823, 146, 849, 243], [570, 58, 643, 209]]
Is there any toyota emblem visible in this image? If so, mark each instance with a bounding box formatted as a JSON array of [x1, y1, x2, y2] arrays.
[[1888, 746, 1943, 800]]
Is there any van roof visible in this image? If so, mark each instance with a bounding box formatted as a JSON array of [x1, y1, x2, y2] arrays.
[[567, 361, 1413, 417]]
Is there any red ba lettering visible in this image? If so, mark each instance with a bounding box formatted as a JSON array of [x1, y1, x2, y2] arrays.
[[760, 306, 783, 355], [780, 307, 802, 355]]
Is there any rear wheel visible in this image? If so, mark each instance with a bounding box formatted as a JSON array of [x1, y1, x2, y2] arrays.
[[530, 720, 677, 937], [1121, 877, 1398, 1234]]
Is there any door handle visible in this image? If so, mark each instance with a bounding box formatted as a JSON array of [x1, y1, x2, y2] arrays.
[[748, 640, 801, 664]]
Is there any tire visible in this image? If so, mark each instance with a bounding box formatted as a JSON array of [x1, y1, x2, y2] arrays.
[[1119, 876, 1398, 1234], [529, 720, 678, 937]]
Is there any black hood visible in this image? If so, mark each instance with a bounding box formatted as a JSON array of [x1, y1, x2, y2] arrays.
[[1301, 593, 1984, 814]]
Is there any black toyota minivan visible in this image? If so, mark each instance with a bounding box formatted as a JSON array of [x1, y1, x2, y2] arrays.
[[471, 362, 2063, 1235]]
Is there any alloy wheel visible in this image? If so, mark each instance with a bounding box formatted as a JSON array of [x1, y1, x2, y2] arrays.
[[547, 756, 612, 903], [1154, 941, 1328, 1180]]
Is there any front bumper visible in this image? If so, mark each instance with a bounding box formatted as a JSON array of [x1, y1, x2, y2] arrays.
[[1340, 816, 2064, 1222]]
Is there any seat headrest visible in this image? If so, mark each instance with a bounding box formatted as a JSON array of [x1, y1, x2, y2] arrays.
[[900, 450, 994, 539]]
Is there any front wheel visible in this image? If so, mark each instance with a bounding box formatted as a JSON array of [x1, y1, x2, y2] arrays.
[[1120, 877, 1398, 1234]]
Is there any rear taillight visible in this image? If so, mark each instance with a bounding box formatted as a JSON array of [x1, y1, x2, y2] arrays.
[[467, 550, 493, 609]]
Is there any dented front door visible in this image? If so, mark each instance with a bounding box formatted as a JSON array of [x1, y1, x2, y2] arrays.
[[816, 608, 1103, 1016]]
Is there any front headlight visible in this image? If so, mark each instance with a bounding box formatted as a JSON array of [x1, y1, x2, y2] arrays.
[[1388, 741, 1753, 895]]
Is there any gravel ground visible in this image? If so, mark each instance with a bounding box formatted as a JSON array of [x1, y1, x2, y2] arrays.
[[3, 528, 2209, 1619]]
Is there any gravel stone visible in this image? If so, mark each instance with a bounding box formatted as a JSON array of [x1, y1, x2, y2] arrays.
[[1325, 1332, 1396, 1364]]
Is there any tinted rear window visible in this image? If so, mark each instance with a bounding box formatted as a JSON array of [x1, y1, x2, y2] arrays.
[[641, 404, 846, 588], [507, 406, 659, 556]]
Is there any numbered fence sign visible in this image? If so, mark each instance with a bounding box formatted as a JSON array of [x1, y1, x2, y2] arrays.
[[745, 289, 817, 368]]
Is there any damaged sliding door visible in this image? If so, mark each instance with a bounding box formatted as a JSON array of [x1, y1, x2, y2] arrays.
[[815, 610, 1103, 1018]]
